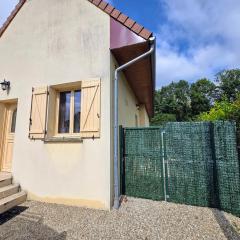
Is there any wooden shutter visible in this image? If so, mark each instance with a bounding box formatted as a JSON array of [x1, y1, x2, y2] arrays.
[[29, 86, 49, 140], [80, 79, 101, 138]]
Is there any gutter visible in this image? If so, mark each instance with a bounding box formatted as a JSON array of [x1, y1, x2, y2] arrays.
[[150, 37, 156, 117], [113, 37, 156, 209]]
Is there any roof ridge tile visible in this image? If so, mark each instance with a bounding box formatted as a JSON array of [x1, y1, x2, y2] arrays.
[[0, 0, 26, 38], [88, 0, 152, 40], [0, 0, 153, 40]]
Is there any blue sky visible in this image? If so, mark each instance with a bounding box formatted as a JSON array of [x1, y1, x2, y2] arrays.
[[1, 0, 240, 88]]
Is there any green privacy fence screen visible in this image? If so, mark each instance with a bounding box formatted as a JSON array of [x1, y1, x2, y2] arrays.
[[121, 121, 240, 216], [122, 127, 165, 201]]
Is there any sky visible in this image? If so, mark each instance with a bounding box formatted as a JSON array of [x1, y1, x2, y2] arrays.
[[1, 0, 240, 88]]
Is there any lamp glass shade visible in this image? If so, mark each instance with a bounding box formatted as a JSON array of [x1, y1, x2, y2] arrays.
[[1, 84, 6, 91], [1, 80, 9, 91]]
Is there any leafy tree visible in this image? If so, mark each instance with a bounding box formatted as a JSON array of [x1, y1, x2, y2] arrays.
[[197, 98, 234, 121], [198, 95, 240, 125], [151, 113, 176, 126], [216, 69, 240, 101], [190, 78, 216, 116], [151, 69, 240, 126], [154, 80, 191, 121]]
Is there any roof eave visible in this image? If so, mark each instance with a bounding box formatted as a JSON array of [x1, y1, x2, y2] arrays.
[[88, 0, 153, 40], [0, 0, 26, 38], [150, 37, 156, 118]]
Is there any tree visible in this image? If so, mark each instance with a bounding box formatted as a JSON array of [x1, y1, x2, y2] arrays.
[[151, 113, 176, 126], [198, 95, 240, 126], [151, 68, 240, 126], [216, 69, 240, 102], [197, 98, 234, 121], [190, 78, 216, 116], [154, 80, 191, 121]]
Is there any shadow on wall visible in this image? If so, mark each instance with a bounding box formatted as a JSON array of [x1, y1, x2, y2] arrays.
[[212, 209, 240, 240], [0, 206, 67, 240]]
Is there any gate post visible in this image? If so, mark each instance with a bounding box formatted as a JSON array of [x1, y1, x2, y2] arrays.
[[209, 122, 220, 209], [161, 130, 168, 201], [119, 125, 125, 195]]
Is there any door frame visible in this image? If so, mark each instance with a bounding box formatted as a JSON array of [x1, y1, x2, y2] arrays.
[[0, 99, 18, 172]]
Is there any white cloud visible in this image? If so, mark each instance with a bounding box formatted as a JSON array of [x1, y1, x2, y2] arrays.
[[156, 0, 240, 88]]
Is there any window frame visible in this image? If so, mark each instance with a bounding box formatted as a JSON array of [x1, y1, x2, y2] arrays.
[[54, 87, 82, 138]]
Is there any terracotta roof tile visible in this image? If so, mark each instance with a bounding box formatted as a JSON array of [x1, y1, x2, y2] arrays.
[[99, 1, 108, 10], [139, 28, 153, 39], [0, 0, 26, 38], [0, 0, 153, 40], [104, 4, 114, 14], [124, 18, 135, 29], [132, 23, 144, 34], [93, 0, 153, 40], [111, 9, 121, 19], [92, 0, 101, 6], [118, 14, 128, 24]]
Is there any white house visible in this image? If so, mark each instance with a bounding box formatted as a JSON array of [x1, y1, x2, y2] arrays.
[[0, 0, 156, 212]]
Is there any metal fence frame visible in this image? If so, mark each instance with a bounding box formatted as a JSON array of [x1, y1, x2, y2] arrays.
[[121, 121, 240, 216]]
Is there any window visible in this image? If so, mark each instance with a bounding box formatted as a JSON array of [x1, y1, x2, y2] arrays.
[[11, 108, 17, 133], [58, 90, 81, 134], [74, 90, 81, 133], [29, 79, 101, 140], [58, 91, 71, 133]]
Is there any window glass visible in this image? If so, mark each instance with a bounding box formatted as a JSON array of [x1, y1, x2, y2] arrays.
[[74, 90, 81, 133], [58, 91, 71, 133], [11, 108, 17, 133]]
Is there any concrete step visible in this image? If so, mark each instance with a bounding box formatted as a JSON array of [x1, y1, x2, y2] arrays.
[[0, 184, 20, 200], [0, 191, 27, 214], [0, 173, 12, 188]]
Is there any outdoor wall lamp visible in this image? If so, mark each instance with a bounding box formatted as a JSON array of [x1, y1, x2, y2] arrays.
[[136, 104, 140, 110], [0, 79, 10, 91]]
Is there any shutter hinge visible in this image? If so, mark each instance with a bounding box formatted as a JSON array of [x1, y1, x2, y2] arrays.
[[32, 87, 34, 92], [29, 118, 32, 125], [92, 135, 95, 140]]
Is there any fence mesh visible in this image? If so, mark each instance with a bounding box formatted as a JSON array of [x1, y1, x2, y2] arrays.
[[164, 122, 215, 207], [122, 121, 240, 216], [213, 122, 240, 216], [123, 128, 165, 201]]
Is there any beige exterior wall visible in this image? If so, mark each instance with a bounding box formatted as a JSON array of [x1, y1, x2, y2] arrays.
[[109, 55, 150, 205], [0, 0, 112, 209], [116, 64, 150, 128], [139, 105, 150, 127]]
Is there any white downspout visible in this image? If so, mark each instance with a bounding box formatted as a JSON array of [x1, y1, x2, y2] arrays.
[[113, 37, 156, 209]]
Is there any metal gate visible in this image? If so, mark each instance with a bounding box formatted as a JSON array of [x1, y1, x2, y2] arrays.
[[120, 127, 166, 201], [120, 122, 240, 216]]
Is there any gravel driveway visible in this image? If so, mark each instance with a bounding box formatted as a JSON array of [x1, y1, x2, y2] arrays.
[[0, 197, 240, 240]]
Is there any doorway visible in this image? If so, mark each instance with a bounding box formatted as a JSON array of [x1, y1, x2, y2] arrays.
[[0, 101, 18, 172]]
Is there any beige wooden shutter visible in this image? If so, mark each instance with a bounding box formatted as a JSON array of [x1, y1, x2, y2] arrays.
[[80, 79, 101, 138], [29, 86, 48, 140]]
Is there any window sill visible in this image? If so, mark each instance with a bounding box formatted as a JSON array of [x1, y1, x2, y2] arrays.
[[44, 137, 83, 143]]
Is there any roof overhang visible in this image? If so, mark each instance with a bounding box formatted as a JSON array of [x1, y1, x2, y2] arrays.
[[0, 0, 156, 117], [111, 40, 155, 117]]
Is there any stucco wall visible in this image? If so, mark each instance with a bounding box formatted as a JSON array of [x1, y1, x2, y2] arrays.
[[116, 63, 150, 128], [0, 0, 112, 209], [109, 55, 150, 205]]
